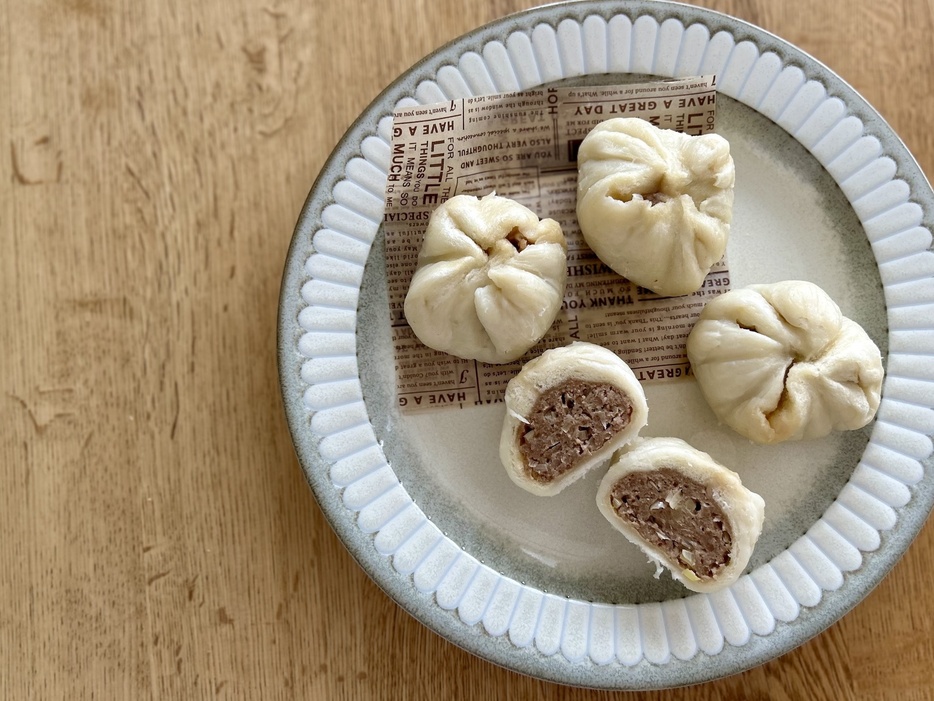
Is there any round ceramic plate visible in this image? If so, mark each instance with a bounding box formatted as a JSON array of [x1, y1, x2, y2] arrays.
[[278, 0, 934, 690]]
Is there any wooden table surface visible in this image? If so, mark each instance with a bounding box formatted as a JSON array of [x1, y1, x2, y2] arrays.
[[3, 0, 933, 698]]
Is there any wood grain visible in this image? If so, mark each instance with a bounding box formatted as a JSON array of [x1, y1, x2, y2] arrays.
[[2, 0, 932, 698]]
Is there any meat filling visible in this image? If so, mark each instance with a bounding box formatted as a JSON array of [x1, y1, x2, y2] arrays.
[[609, 467, 733, 579], [518, 379, 633, 483]]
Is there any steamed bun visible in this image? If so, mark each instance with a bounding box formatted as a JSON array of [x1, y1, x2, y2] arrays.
[[686, 280, 884, 444], [597, 437, 764, 593], [499, 342, 649, 496], [403, 193, 567, 364], [576, 118, 734, 297]]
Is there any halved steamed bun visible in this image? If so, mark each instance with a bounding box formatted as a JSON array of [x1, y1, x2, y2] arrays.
[[500, 342, 648, 496], [597, 437, 765, 593]]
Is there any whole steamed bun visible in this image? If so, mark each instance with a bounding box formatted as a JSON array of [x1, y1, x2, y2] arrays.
[[403, 193, 567, 364], [576, 118, 735, 297], [686, 280, 884, 444]]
